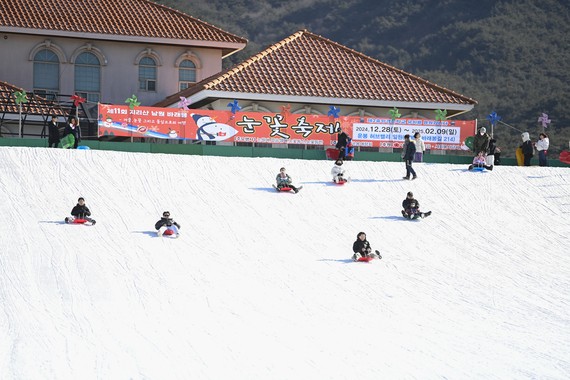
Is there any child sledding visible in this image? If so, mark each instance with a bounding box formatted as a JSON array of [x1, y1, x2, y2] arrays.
[[273, 167, 302, 193], [155, 211, 180, 238], [468, 151, 494, 171], [331, 159, 351, 184], [401, 192, 431, 220], [65, 197, 96, 225], [352, 232, 381, 261]]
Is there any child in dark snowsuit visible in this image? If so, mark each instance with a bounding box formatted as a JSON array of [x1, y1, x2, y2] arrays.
[[401, 191, 431, 219], [65, 197, 96, 224], [155, 211, 181, 238], [352, 232, 381, 261]]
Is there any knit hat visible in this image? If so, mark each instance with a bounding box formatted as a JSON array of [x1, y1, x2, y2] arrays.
[[407, 191, 413, 197], [480, 127, 486, 133], [335, 159, 343, 166]]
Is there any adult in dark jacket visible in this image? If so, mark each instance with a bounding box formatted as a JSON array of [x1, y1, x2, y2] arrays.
[[65, 197, 96, 224], [473, 127, 491, 155], [352, 232, 381, 261], [520, 132, 533, 166], [402, 134, 417, 180], [47, 115, 61, 148], [64, 116, 81, 149], [336, 129, 349, 160], [401, 191, 432, 219], [155, 211, 181, 237]]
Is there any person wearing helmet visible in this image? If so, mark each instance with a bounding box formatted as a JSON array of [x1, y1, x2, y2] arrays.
[[65, 197, 96, 225], [401, 191, 431, 219], [275, 167, 302, 193], [331, 159, 351, 183], [155, 211, 180, 238], [352, 232, 381, 261], [473, 127, 491, 156]]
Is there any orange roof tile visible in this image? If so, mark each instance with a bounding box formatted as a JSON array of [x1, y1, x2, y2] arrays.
[[0, 0, 247, 45], [155, 30, 477, 108], [0, 81, 67, 116]]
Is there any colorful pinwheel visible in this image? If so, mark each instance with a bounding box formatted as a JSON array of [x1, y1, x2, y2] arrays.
[[227, 99, 242, 114], [279, 104, 291, 118], [328, 106, 340, 118], [435, 109, 447, 121], [388, 107, 400, 121], [178, 96, 192, 110], [486, 111, 501, 126], [125, 95, 141, 110], [14, 90, 28, 105], [70, 95, 85, 107], [538, 113, 550, 129]]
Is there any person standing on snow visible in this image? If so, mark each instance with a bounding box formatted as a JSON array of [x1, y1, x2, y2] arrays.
[[336, 129, 349, 160], [345, 137, 354, 161], [331, 159, 351, 183], [520, 132, 534, 166], [65, 197, 96, 224], [352, 232, 381, 261], [402, 134, 417, 180], [413, 132, 425, 163], [473, 127, 491, 156], [155, 211, 180, 238], [535, 133, 549, 167], [48, 115, 61, 148], [64, 116, 81, 149]]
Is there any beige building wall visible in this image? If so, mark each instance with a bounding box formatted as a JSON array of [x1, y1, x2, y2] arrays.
[[0, 32, 223, 107]]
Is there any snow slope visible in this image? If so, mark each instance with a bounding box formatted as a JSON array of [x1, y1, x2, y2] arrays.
[[0, 147, 569, 380]]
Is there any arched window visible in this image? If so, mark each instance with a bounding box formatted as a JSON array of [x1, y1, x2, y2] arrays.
[[179, 59, 196, 91], [33, 49, 59, 100], [75, 52, 101, 102], [139, 57, 156, 91]]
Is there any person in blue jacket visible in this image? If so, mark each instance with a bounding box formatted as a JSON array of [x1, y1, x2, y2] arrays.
[[402, 134, 417, 180]]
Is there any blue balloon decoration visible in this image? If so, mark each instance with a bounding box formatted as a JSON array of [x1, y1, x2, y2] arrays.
[[227, 99, 242, 114], [328, 106, 340, 118], [486, 111, 501, 126]]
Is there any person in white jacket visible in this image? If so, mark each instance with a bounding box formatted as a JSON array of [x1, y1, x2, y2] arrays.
[[331, 159, 351, 183], [414, 132, 425, 162], [535, 133, 549, 167]]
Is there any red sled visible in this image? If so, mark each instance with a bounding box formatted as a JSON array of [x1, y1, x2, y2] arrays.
[[273, 184, 293, 192], [326, 148, 340, 160], [163, 229, 175, 236], [559, 151, 570, 165], [72, 218, 87, 224], [335, 180, 347, 185], [358, 257, 374, 262]]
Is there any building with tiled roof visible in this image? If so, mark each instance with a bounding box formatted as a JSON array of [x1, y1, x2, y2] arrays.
[[0, 0, 247, 114], [156, 30, 476, 124], [0, 80, 69, 138]]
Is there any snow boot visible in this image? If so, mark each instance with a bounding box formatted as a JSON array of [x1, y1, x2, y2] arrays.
[[468, 164, 474, 170], [65, 217, 69, 224], [91, 219, 96, 225], [412, 176, 417, 180], [402, 176, 410, 180], [375, 250, 382, 260], [352, 252, 362, 262], [158, 231, 162, 237]]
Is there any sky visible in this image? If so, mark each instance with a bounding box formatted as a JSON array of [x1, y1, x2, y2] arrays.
[[1, 146, 569, 380]]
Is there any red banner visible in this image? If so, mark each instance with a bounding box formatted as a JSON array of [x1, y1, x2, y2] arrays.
[[98, 105, 476, 150]]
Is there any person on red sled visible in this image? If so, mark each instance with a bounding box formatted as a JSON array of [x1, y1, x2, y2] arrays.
[[331, 159, 351, 183], [275, 167, 302, 193], [401, 191, 431, 219], [468, 151, 493, 171], [352, 232, 381, 261], [65, 197, 96, 224], [155, 211, 180, 238]]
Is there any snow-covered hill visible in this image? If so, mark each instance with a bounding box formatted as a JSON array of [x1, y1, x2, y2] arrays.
[[1, 147, 569, 380]]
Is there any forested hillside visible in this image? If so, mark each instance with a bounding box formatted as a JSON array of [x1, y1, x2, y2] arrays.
[[159, 0, 570, 157]]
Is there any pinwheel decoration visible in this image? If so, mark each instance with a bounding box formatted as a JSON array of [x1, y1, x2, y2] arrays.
[[388, 107, 400, 121], [486, 110, 501, 126], [435, 109, 447, 121], [538, 113, 550, 129], [14, 90, 28, 138], [125, 95, 141, 110], [227, 99, 242, 114], [70, 94, 85, 107], [178, 96, 191, 110], [14, 90, 28, 105], [279, 104, 291, 118], [328, 106, 340, 118]]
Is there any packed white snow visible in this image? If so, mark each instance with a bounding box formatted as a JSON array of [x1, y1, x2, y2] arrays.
[[0, 146, 569, 379]]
